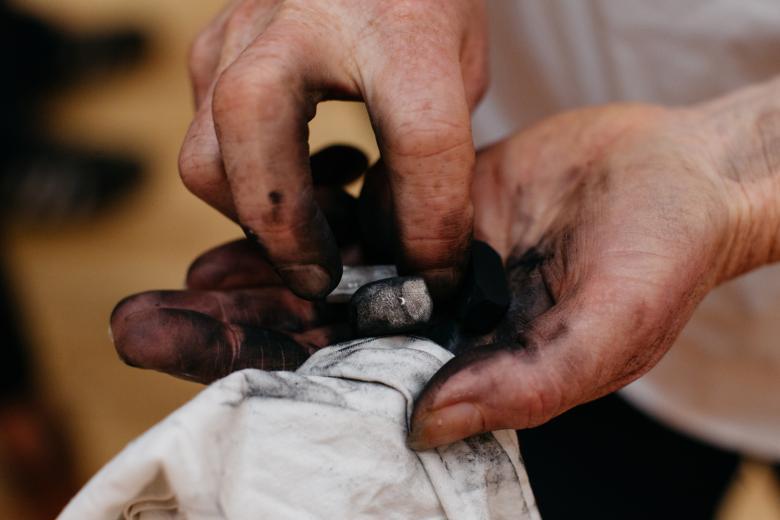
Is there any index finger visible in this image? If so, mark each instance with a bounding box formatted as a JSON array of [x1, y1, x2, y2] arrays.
[[212, 25, 346, 300]]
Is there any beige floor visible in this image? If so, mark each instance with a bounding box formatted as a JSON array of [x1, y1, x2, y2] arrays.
[[2, 0, 779, 518]]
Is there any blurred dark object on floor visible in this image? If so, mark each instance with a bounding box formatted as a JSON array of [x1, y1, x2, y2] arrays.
[[1, 142, 142, 223], [0, 0, 146, 224], [517, 392, 767, 520], [0, 399, 79, 520], [0, 1, 150, 515], [0, 1, 146, 95], [0, 262, 79, 520]]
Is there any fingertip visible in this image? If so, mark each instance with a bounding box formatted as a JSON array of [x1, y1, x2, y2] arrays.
[[408, 402, 485, 451], [110, 292, 151, 334], [110, 293, 154, 365], [417, 265, 466, 302], [277, 262, 342, 300]]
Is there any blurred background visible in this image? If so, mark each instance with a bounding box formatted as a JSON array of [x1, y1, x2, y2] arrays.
[[0, 0, 776, 518]]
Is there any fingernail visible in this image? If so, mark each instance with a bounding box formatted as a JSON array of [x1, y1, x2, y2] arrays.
[[407, 402, 484, 451], [277, 264, 335, 300]]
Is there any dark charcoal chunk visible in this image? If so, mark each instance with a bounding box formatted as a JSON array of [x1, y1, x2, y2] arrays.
[[457, 240, 510, 334]]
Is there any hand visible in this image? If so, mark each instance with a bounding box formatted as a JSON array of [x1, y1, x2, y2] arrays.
[[179, 0, 487, 300], [408, 100, 780, 449], [110, 146, 370, 384]]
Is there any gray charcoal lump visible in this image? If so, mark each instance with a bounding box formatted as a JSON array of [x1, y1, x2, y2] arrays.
[[350, 277, 433, 336]]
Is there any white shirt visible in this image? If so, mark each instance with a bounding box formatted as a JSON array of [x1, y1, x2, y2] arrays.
[[473, 0, 780, 459]]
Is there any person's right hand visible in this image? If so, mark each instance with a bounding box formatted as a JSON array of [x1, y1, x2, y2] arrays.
[[408, 96, 780, 449], [179, 0, 488, 300]]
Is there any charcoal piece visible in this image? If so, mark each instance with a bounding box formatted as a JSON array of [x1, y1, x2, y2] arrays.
[[457, 240, 510, 334], [310, 145, 368, 187], [350, 277, 433, 336]]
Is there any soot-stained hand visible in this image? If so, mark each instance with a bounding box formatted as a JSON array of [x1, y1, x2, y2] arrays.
[[179, 0, 487, 300], [111, 145, 370, 384], [408, 103, 768, 449]]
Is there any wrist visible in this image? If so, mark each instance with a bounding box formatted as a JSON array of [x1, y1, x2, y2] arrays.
[[694, 77, 780, 281]]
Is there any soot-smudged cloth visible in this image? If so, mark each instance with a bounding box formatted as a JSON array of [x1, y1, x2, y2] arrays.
[[59, 337, 539, 520]]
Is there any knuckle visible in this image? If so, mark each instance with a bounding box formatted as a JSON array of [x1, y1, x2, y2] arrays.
[[188, 35, 213, 77], [386, 118, 473, 164], [520, 374, 565, 428], [178, 143, 219, 198], [212, 67, 254, 117], [212, 59, 290, 122], [225, 0, 262, 33], [377, 83, 473, 160]]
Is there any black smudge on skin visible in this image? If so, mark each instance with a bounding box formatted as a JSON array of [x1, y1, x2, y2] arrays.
[[443, 247, 555, 355], [268, 191, 283, 204]]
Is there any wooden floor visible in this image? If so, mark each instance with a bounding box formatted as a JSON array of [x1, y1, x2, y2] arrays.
[[2, 1, 778, 517]]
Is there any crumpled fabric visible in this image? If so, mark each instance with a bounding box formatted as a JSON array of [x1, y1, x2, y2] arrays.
[[59, 337, 539, 520]]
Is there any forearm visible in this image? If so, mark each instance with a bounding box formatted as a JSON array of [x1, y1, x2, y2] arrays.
[[693, 76, 780, 279]]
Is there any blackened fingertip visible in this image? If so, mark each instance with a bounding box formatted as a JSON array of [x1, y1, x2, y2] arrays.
[[417, 266, 463, 303], [277, 263, 342, 300], [406, 422, 429, 451], [407, 402, 485, 451], [110, 293, 137, 324]]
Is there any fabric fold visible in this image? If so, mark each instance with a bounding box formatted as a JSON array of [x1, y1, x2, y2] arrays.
[[60, 336, 539, 520]]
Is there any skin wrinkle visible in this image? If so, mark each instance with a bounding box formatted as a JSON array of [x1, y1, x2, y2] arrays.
[[224, 324, 243, 373], [757, 109, 780, 178]]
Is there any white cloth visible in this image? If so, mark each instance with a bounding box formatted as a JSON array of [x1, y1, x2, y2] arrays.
[[473, 0, 780, 459], [59, 337, 539, 520]]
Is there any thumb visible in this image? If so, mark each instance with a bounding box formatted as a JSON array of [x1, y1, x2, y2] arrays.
[[408, 267, 676, 450]]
